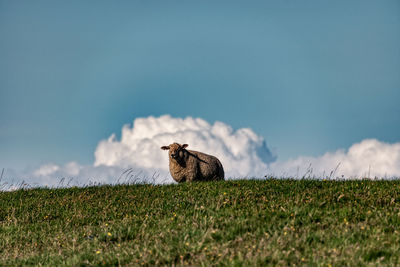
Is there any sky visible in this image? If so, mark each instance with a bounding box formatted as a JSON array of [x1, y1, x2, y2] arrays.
[[0, 1, 399, 186]]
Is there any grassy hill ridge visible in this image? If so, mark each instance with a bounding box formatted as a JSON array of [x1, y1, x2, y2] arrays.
[[1, 179, 400, 266]]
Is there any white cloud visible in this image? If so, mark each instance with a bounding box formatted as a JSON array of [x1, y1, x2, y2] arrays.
[[1, 163, 154, 191], [33, 163, 60, 177], [2, 116, 400, 190], [94, 115, 276, 178], [269, 139, 400, 179]]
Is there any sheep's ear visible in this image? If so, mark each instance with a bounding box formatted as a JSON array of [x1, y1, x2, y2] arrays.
[[161, 146, 170, 150], [181, 144, 188, 149]]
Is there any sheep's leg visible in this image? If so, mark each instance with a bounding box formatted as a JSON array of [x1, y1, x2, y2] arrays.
[[178, 176, 186, 183]]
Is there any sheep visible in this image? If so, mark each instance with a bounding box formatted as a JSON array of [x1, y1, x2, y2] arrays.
[[161, 143, 225, 183]]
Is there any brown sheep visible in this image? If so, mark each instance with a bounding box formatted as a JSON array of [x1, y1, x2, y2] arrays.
[[161, 143, 224, 183]]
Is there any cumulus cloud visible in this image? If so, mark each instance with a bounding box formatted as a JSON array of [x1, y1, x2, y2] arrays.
[[94, 115, 276, 178], [269, 139, 400, 179], [2, 116, 400, 190]]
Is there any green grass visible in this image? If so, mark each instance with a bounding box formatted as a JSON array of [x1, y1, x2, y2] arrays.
[[1, 179, 400, 266]]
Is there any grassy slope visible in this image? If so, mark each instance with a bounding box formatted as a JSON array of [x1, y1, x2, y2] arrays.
[[1, 179, 400, 266]]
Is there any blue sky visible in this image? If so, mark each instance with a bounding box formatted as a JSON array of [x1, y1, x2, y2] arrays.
[[1, 0, 399, 171]]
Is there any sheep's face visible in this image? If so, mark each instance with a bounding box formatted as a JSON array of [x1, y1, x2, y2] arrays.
[[161, 143, 188, 162]]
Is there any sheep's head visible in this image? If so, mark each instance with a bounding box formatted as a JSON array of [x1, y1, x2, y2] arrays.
[[161, 143, 188, 163]]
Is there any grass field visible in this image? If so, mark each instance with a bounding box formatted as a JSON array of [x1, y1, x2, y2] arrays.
[[1, 179, 400, 266]]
